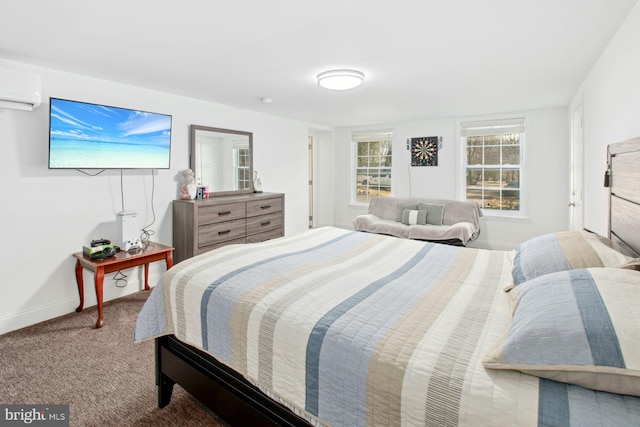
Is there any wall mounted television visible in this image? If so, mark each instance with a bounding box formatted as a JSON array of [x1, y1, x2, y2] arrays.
[[48, 98, 172, 169]]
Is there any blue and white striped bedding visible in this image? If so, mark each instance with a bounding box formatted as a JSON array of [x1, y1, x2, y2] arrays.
[[134, 226, 640, 426], [511, 230, 636, 285], [485, 267, 640, 398]]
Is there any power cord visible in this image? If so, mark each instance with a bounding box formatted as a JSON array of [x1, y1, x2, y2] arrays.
[[76, 169, 106, 176], [110, 169, 159, 287], [113, 270, 128, 288], [407, 162, 412, 197], [117, 168, 156, 249], [113, 169, 159, 287], [120, 169, 125, 211], [139, 169, 157, 248]]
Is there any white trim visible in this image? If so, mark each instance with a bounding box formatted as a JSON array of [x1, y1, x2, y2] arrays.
[[350, 128, 393, 205], [569, 100, 584, 230], [460, 117, 525, 136], [0, 271, 163, 335], [480, 214, 531, 223], [456, 113, 528, 217], [0, 296, 79, 335]]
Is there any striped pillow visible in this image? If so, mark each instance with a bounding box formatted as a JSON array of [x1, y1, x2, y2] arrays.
[[484, 268, 640, 396], [401, 209, 427, 225], [511, 230, 636, 285], [395, 203, 418, 222]]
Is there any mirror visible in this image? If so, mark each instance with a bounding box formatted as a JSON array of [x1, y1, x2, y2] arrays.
[[190, 125, 253, 196]]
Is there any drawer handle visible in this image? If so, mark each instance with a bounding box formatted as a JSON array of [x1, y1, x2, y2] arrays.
[[218, 211, 231, 216], [260, 205, 271, 210], [261, 221, 272, 226], [218, 230, 231, 235]]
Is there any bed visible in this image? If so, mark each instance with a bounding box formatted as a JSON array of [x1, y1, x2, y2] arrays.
[[134, 138, 640, 426]]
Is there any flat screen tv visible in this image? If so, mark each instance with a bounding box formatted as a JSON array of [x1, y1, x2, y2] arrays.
[[48, 98, 172, 169]]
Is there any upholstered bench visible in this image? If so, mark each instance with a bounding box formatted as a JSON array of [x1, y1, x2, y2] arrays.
[[353, 196, 482, 246]]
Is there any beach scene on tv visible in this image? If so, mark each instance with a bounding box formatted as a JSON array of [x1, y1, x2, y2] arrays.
[[49, 98, 172, 169]]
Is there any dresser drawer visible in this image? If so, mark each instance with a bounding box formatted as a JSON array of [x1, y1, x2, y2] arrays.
[[197, 237, 246, 256], [246, 212, 283, 235], [173, 193, 284, 264], [198, 203, 245, 225], [246, 197, 282, 217], [198, 218, 246, 247], [246, 228, 284, 244]]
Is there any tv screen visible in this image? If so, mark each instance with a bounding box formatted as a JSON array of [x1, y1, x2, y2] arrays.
[[48, 98, 172, 169]]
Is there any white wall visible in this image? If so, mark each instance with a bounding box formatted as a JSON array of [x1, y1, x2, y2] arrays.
[[479, 109, 570, 249], [333, 108, 570, 250], [0, 59, 311, 334], [570, 1, 640, 236]]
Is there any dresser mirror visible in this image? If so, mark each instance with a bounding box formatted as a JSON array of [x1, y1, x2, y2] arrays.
[[190, 125, 253, 196]]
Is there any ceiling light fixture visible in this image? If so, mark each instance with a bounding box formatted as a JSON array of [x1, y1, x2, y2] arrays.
[[317, 69, 364, 91]]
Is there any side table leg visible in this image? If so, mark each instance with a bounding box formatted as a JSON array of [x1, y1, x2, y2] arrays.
[[166, 252, 173, 270], [75, 260, 84, 312], [144, 263, 150, 291], [94, 267, 105, 328]]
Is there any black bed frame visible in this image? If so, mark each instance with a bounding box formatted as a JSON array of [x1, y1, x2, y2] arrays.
[[156, 138, 640, 427], [156, 335, 312, 426]]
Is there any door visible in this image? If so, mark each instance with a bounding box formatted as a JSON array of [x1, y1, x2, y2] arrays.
[[308, 136, 314, 228], [569, 103, 584, 230]]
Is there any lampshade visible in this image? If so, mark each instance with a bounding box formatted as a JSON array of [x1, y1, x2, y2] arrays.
[[317, 69, 364, 91]]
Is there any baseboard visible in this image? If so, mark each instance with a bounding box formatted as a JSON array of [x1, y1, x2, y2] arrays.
[[334, 221, 356, 230], [467, 237, 515, 251], [313, 221, 352, 230], [0, 295, 79, 335], [0, 271, 163, 335]]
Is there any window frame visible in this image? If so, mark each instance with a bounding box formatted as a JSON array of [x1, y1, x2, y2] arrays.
[[351, 130, 394, 205], [458, 116, 526, 218], [234, 144, 250, 190]]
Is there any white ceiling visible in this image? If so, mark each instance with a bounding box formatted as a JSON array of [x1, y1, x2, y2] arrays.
[[1, 0, 637, 127]]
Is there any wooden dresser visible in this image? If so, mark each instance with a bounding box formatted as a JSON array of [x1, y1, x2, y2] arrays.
[[173, 192, 284, 264]]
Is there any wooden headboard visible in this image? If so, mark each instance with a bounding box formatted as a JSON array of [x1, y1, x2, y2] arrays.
[[608, 137, 640, 257]]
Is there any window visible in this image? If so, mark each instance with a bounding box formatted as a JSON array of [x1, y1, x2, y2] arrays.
[[460, 118, 525, 213], [353, 130, 393, 204], [235, 145, 250, 189]]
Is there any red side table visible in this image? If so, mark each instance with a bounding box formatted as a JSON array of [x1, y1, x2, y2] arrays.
[[73, 242, 174, 328]]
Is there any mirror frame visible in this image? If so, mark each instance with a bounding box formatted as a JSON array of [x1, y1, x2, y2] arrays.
[[189, 125, 254, 197]]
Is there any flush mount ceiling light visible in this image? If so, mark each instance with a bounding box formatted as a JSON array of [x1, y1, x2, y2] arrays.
[[317, 69, 365, 91]]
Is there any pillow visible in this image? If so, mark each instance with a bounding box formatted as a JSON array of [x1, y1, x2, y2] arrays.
[[395, 203, 418, 222], [484, 268, 640, 397], [417, 202, 445, 225], [511, 230, 636, 285], [401, 209, 427, 225]]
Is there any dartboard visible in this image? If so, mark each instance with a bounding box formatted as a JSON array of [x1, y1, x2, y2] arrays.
[[411, 137, 438, 166], [413, 139, 436, 161]]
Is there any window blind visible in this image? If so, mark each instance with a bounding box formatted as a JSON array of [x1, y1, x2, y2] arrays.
[[460, 118, 525, 137], [351, 130, 393, 142]]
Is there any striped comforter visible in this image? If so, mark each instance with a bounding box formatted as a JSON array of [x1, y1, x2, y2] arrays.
[[134, 227, 640, 426]]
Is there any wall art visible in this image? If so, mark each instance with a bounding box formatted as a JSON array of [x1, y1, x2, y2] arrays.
[[410, 136, 438, 167]]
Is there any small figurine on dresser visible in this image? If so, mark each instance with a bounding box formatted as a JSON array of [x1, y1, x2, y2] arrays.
[[253, 170, 263, 193], [180, 169, 197, 200]]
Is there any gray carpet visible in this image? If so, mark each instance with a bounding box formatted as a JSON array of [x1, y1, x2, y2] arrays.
[[0, 291, 228, 426]]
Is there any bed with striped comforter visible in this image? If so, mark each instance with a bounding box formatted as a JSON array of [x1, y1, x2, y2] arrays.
[[134, 226, 640, 426]]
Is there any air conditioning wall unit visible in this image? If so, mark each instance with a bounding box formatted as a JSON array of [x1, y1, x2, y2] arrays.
[[0, 66, 42, 111]]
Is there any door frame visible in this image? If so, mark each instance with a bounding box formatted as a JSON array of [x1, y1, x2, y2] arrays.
[[569, 102, 584, 230]]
